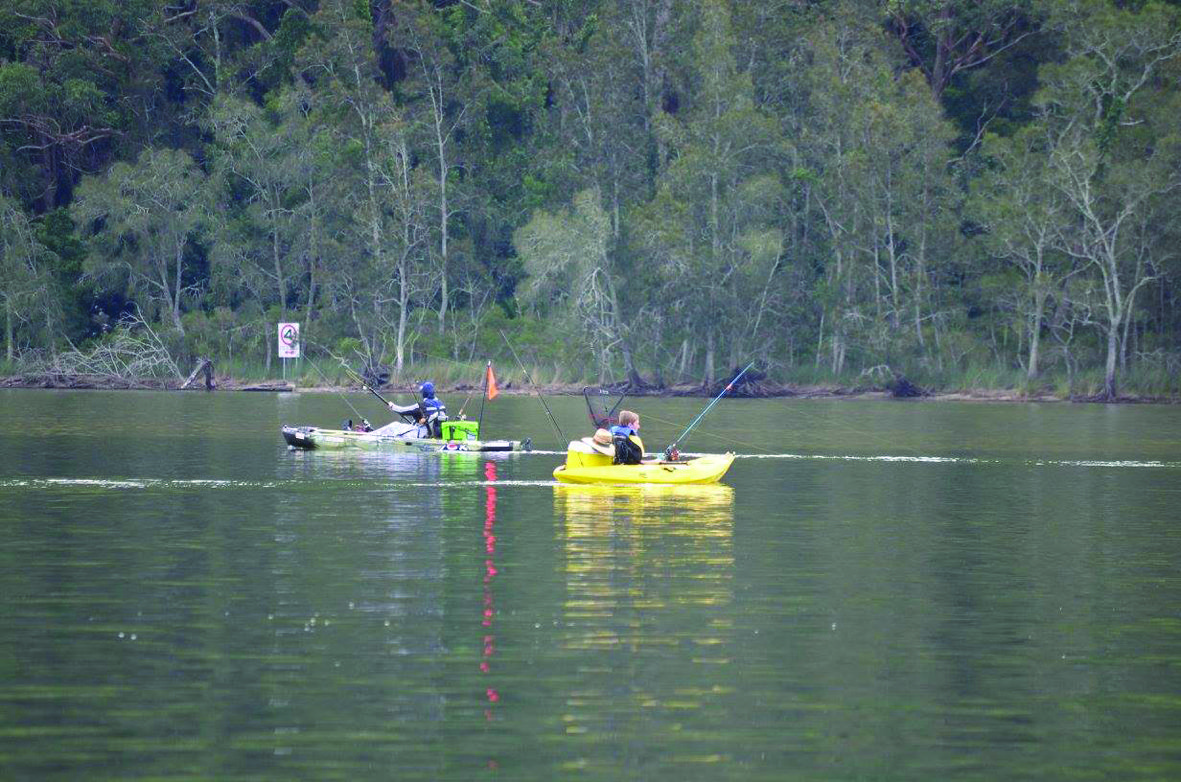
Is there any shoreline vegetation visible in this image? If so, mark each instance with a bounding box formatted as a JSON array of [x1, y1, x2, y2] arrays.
[[3, 1, 1181, 411], [2, 370, 1175, 404]]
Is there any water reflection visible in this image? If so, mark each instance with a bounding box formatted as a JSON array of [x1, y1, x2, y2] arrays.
[[555, 484, 735, 629], [481, 461, 499, 721], [551, 484, 738, 769]]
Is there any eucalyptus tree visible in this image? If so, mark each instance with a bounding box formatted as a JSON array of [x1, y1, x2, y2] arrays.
[[855, 69, 957, 361], [537, 0, 660, 382], [797, 17, 959, 373], [274, 84, 336, 325], [0, 196, 58, 361], [514, 188, 622, 382], [972, 126, 1076, 380], [206, 95, 303, 312], [884, 0, 1039, 101], [616, 0, 676, 185], [392, 1, 481, 337], [796, 20, 894, 373], [144, 0, 309, 102], [1034, 0, 1181, 398], [652, 0, 781, 384], [72, 148, 208, 335], [297, 0, 430, 376], [0, 0, 164, 208]]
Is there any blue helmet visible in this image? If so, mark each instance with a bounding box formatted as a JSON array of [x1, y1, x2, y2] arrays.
[[420, 381, 436, 399]]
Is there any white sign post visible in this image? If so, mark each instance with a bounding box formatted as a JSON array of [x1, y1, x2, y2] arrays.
[[278, 322, 300, 380]]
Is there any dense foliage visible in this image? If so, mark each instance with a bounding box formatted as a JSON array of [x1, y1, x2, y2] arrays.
[[2, 0, 1179, 397]]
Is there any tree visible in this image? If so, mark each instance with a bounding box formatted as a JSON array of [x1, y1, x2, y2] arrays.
[[0, 0, 167, 208], [973, 126, 1077, 380], [796, 18, 959, 373], [72, 148, 208, 334], [515, 188, 621, 381], [206, 94, 302, 312], [0, 195, 58, 361], [1035, 0, 1181, 398], [885, 0, 1039, 101], [650, 0, 780, 383], [298, 0, 429, 376], [392, 1, 480, 338]]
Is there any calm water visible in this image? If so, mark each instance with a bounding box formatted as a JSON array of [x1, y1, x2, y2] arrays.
[[1, 388, 1179, 780]]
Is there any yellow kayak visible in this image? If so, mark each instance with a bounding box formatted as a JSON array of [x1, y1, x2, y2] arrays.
[[553, 453, 735, 485]]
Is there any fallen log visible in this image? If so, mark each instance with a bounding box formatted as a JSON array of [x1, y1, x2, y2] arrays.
[[181, 358, 215, 390]]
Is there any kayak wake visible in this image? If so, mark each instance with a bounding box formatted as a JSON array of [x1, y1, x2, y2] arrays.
[[721, 453, 1178, 468], [0, 478, 562, 491]]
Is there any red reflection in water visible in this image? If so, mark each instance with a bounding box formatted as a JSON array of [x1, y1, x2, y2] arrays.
[[482, 461, 499, 720]]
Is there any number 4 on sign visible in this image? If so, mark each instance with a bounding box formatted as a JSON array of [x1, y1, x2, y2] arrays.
[[277, 323, 300, 359]]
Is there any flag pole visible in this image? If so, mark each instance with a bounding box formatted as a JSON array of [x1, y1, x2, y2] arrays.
[[477, 360, 490, 437]]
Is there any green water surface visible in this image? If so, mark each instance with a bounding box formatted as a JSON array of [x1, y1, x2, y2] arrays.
[[1, 389, 1179, 780]]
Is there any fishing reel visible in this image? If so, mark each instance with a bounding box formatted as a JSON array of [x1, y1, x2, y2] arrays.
[[662, 445, 681, 462]]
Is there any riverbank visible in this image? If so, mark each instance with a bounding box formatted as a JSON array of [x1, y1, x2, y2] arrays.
[[2, 372, 1176, 403]]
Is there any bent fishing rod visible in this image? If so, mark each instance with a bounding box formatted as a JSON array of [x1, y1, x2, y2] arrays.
[[305, 354, 370, 424], [663, 361, 755, 460], [332, 358, 396, 408], [499, 329, 567, 445], [305, 339, 397, 409]]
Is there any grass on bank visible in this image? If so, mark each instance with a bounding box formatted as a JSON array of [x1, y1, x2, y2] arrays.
[[214, 356, 576, 391], [158, 355, 1181, 399], [4, 351, 1176, 400]]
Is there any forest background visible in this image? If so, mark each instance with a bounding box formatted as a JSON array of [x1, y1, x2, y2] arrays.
[[1, 0, 1179, 399]]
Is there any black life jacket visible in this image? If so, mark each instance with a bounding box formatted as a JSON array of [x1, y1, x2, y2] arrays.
[[611, 426, 644, 465]]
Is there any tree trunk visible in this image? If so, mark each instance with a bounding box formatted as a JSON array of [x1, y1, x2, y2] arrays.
[[437, 141, 448, 336], [395, 258, 409, 378], [815, 311, 824, 369], [1104, 323, 1119, 400], [5, 298, 13, 363], [272, 200, 287, 310], [1027, 290, 1046, 380], [704, 331, 715, 387], [172, 244, 185, 335], [1027, 317, 1041, 381], [1120, 290, 1138, 374], [302, 181, 319, 324]]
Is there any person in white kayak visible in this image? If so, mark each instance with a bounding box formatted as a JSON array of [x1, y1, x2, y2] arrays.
[[388, 381, 448, 438]]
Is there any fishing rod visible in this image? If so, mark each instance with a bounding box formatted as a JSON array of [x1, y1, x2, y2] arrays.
[[305, 355, 369, 426], [302, 338, 395, 410], [499, 330, 566, 445], [477, 360, 491, 435], [663, 361, 755, 460], [329, 357, 397, 408]]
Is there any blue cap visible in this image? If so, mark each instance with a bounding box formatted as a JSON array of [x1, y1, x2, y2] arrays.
[[420, 381, 436, 399]]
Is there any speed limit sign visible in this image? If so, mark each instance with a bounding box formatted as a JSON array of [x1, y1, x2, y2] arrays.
[[277, 322, 300, 358]]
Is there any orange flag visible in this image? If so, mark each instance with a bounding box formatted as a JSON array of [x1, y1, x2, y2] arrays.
[[486, 364, 499, 400]]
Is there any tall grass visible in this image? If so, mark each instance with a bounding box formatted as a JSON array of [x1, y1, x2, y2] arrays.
[[14, 346, 1173, 400], [213, 355, 579, 392]]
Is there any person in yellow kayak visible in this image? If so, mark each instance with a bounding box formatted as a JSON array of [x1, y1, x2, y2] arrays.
[[610, 410, 648, 465]]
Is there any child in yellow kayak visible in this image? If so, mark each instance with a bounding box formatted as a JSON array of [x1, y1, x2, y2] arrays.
[[610, 410, 650, 465]]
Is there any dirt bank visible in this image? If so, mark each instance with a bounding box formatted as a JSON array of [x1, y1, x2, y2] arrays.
[[2, 372, 1175, 403]]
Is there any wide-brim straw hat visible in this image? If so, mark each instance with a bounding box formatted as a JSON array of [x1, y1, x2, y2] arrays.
[[582, 428, 615, 456]]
